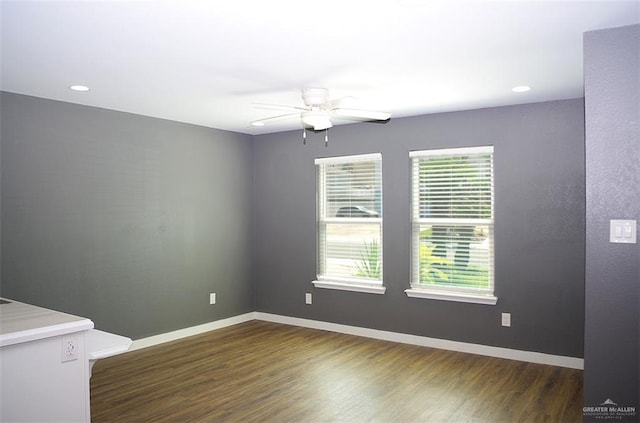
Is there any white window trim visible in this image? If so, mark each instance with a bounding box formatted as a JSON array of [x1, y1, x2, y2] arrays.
[[313, 279, 387, 295], [315, 153, 381, 165], [409, 146, 496, 305], [405, 288, 497, 305], [314, 153, 385, 293], [409, 146, 494, 158]]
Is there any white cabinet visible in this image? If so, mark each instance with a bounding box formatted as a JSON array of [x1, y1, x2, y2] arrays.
[[0, 299, 93, 422]]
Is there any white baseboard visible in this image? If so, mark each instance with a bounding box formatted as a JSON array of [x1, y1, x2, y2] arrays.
[[129, 312, 255, 351], [255, 312, 584, 370], [128, 311, 584, 370]]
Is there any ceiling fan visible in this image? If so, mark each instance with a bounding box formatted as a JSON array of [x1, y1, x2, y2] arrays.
[[250, 88, 391, 132]]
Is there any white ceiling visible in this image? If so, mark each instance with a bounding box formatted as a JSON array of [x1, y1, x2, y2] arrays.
[[1, 0, 639, 135]]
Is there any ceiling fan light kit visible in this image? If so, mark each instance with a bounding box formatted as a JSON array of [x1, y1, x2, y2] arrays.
[[251, 88, 391, 144], [301, 110, 332, 131]]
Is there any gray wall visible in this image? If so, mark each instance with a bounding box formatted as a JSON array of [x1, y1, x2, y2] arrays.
[[254, 98, 585, 358], [0, 94, 587, 358], [0, 92, 254, 339], [584, 24, 639, 420]]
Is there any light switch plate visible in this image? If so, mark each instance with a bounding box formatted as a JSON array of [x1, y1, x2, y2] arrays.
[[610, 220, 636, 244]]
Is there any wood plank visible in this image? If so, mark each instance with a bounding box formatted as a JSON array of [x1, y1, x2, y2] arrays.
[[91, 321, 582, 422]]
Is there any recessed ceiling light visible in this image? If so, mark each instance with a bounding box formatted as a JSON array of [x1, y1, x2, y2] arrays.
[[251, 121, 265, 127], [69, 85, 90, 92], [512, 85, 531, 93]]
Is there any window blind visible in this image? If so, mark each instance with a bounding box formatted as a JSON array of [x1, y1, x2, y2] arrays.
[[315, 153, 383, 285], [410, 146, 494, 293]]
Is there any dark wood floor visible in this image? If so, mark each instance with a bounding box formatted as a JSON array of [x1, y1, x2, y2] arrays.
[[91, 320, 583, 422]]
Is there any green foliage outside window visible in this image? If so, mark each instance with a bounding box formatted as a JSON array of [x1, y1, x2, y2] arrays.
[[418, 227, 489, 289], [353, 239, 381, 279]]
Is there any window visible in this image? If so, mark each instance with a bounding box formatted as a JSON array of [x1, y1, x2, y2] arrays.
[[407, 146, 496, 304], [313, 153, 385, 294]]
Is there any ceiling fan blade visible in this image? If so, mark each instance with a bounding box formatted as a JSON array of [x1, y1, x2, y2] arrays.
[[250, 112, 300, 127], [327, 96, 358, 110], [331, 108, 391, 122], [252, 102, 307, 112]]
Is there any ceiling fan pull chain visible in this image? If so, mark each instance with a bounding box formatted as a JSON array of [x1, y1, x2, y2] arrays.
[[325, 129, 328, 147], [303, 127, 307, 145]]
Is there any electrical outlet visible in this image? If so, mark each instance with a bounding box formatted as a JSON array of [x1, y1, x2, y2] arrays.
[[210, 293, 216, 305], [305, 293, 312, 305], [61, 335, 79, 362], [501, 312, 511, 327]]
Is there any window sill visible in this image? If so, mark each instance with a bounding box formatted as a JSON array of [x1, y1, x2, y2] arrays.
[[405, 288, 498, 305], [313, 280, 386, 295]]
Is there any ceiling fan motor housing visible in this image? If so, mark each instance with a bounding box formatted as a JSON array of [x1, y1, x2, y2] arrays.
[[302, 88, 329, 107]]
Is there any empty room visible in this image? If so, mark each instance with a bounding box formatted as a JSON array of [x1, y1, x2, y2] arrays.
[[1, 1, 638, 422]]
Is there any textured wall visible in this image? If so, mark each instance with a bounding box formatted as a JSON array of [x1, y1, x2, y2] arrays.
[[253, 99, 586, 358], [1, 92, 254, 339], [0, 92, 589, 359], [584, 24, 640, 420]]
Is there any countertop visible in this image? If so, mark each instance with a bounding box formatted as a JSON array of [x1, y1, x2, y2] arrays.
[[86, 329, 132, 360], [0, 298, 94, 347]]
